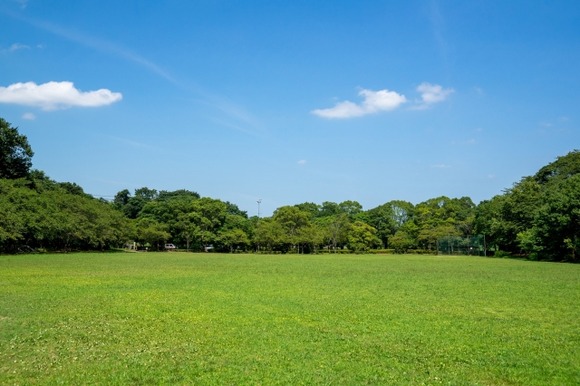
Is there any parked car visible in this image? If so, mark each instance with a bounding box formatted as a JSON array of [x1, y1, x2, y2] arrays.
[[164, 243, 176, 250]]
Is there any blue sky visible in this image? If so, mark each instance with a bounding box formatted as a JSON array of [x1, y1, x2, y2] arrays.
[[1, 0, 579, 216]]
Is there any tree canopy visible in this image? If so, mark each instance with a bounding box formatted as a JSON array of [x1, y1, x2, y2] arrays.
[[0, 118, 577, 261], [0, 118, 34, 179]]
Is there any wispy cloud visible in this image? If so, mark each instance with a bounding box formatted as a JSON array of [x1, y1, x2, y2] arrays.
[[201, 94, 267, 137], [108, 136, 158, 150], [212, 98, 263, 131], [413, 82, 454, 110], [297, 159, 307, 166], [431, 163, 451, 169], [0, 42, 29, 53], [0, 81, 122, 110], [9, 0, 29, 10], [3, 8, 271, 136], [312, 88, 407, 119], [537, 116, 573, 134], [22, 112, 36, 120], [4, 11, 176, 84], [428, 1, 450, 71]]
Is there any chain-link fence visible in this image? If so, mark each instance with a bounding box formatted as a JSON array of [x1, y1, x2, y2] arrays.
[[437, 235, 489, 256]]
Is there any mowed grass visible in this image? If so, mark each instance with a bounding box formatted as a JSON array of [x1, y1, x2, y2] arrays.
[[0, 253, 578, 385]]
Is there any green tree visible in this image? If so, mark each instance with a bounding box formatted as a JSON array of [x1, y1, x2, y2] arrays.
[[347, 221, 381, 252], [0, 118, 34, 179], [113, 189, 131, 209], [188, 197, 228, 250], [320, 201, 341, 217], [317, 213, 351, 252], [254, 218, 284, 252], [135, 218, 170, 250], [534, 149, 580, 184], [294, 202, 321, 218], [157, 189, 199, 201], [114, 187, 160, 219], [272, 206, 312, 253], [389, 200, 414, 229], [0, 179, 29, 251], [389, 230, 416, 253], [475, 150, 580, 260], [217, 212, 251, 252], [58, 181, 88, 196], [530, 174, 580, 261], [338, 200, 363, 218], [0, 177, 132, 253], [413, 196, 476, 252], [496, 177, 542, 253], [219, 228, 250, 253], [417, 223, 461, 251], [474, 196, 505, 254], [361, 203, 397, 248]]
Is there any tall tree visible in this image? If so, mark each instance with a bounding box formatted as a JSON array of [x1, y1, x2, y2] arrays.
[[317, 213, 351, 252], [338, 200, 363, 218], [475, 150, 580, 260], [362, 203, 397, 247], [389, 200, 414, 230], [253, 218, 285, 252], [534, 149, 580, 184], [347, 221, 381, 252], [113, 189, 131, 209], [294, 202, 321, 218], [271, 206, 312, 252], [0, 118, 34, 179], [521, 174, 580, 261]]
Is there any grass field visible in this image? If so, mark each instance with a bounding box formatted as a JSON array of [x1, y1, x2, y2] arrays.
[[0, 252, 578, 385]]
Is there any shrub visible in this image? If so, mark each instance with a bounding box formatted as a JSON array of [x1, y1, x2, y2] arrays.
[[494, 250, 512, 258]]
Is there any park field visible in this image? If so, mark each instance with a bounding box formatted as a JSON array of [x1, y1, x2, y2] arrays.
[[0, 253, 578, 385]]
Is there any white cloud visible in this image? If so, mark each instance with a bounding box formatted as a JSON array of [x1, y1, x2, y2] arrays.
[[1, 43, 30, 53], [0, 81, 122, 110], [414, 82, 454, 109], [297, 159, 307, 165], [431, 163, 451, 169], [22, 112, 36, 120], [313, 83, 454, 118], [312, 88, 407, 119]]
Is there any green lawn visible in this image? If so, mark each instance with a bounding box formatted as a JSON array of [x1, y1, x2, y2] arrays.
[[0, 252, 578, 385]]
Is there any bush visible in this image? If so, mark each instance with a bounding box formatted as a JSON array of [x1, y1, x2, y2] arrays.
[[319, 248, 352, 254], [411, 249, 433, 255], [494, 250, 512, 258], [371, 249, 396, 254]]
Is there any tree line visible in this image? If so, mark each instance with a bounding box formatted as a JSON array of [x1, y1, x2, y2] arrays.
[[0, 118, 578, 261]]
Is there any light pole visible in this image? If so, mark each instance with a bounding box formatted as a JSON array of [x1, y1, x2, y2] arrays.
[[257, 199, 262, 218]]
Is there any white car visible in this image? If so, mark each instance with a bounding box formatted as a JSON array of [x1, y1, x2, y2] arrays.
[[164, 243, 176, 250]]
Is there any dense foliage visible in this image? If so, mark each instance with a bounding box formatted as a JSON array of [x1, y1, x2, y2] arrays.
[[475, 151, 580, 261], [0, 118, 577, 261], [0, 175, 130, 252], [0, 118, 34, 179]]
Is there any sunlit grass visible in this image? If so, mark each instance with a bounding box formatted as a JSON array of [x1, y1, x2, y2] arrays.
[[0, 253, 578, 384]]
